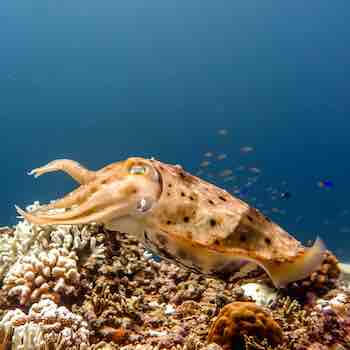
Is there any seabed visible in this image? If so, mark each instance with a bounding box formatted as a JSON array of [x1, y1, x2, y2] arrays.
[[0, 203, 349, 350]]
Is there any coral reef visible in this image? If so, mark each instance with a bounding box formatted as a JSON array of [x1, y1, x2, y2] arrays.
[[0, 202, 105, 307], [207, 301, 283, 349], [0, 299, 90, 349], [0, 212, 43, 279], [0, 202, 349, 349], [2, 247, 80, 305], [270, 290, 350, 350]]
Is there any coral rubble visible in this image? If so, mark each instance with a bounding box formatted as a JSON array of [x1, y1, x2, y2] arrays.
[[0, 203, 349, 349]]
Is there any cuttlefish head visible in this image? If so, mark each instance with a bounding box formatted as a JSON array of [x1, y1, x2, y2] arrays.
[[16, 158, 162, 228]]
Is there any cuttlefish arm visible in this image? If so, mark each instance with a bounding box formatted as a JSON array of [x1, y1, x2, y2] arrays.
[[24, 159, 98, 213], [17, 158, 161, 226], [28, 159, 96, 184]]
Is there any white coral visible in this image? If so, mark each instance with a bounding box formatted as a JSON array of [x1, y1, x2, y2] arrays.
[[1, 202, 106, 301], [12, 322, 45, 350], [0, 231, 16, 278], [82, 235, 106, 268], [0, 308, 28, 331], [3, 247, 80, 305], [49, 224, 106, 267], [50, 224, 91, 251], [0, 299, 90, 350], [29, 299, 90, 348], [240, 282, 278, 306], [0, 203, 44, 279]]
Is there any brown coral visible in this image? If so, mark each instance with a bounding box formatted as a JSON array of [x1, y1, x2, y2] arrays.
[[207, 301, 283, 349]]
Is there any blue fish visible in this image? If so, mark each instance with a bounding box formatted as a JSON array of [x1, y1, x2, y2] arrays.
[[318, 180, 334, 188]]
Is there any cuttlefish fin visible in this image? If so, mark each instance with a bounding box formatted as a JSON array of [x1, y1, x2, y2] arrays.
[[262, 237, 326, 288], [28, 159, 96, 185]]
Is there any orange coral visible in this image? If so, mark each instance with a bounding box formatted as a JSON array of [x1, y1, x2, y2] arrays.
[[207, 301, 283, 349], [99, 326, 127, 344]]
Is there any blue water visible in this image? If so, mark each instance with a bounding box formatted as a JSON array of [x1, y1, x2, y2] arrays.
[[1, 1, 349, 260]]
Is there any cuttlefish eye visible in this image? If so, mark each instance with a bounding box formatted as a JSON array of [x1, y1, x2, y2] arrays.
[[128, 162, 160, 183], [129, 165, 147, 175]]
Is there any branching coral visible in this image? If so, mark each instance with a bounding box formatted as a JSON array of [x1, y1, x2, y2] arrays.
[[49, 223, 106, 268], [0, 203, 46, 279], [0, 202, 106, 308], [3, 247, 80, 305], [12, 322, 45, 350], [0, 308, 29, 349], [270, 291, 350, 350], [0, 299, 90, 349], [0, 227, 16, 279], [207, 301, 283, 349]]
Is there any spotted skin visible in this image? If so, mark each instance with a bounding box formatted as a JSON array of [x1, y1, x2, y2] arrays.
[[17, 157, 326, 288]]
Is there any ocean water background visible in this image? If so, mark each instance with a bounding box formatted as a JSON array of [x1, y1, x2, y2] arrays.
[[1, 1, 349, 260]]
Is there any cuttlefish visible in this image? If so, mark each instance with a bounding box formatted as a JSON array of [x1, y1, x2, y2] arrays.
[[16, 157, 325, 288]]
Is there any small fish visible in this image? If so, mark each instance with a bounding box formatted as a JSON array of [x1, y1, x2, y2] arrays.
[[200, 160, 211, 167], [218, 129, 228, 136], [249, 167, 261, 174], [223, 176, 236, 182], [240, 146, 254, 153], [280, 192, 292, 199], [218, 169, 233, 177], [217, 154, 227, 160], [318, 180, 334, 188], [236, 165, 245, 171], [17, 157, 326, 288]]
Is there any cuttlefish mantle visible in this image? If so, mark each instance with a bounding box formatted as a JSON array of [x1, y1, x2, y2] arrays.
[[16, 157, 326, 288]]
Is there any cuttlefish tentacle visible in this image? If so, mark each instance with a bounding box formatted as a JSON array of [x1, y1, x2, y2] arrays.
[[26, 160, 98, 213], [17, 180, 138, 225], [28, 159, 96, 184], [17, 157, 326, 289], [31, 185, 95, 213], [16, 200, 133, 226]]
